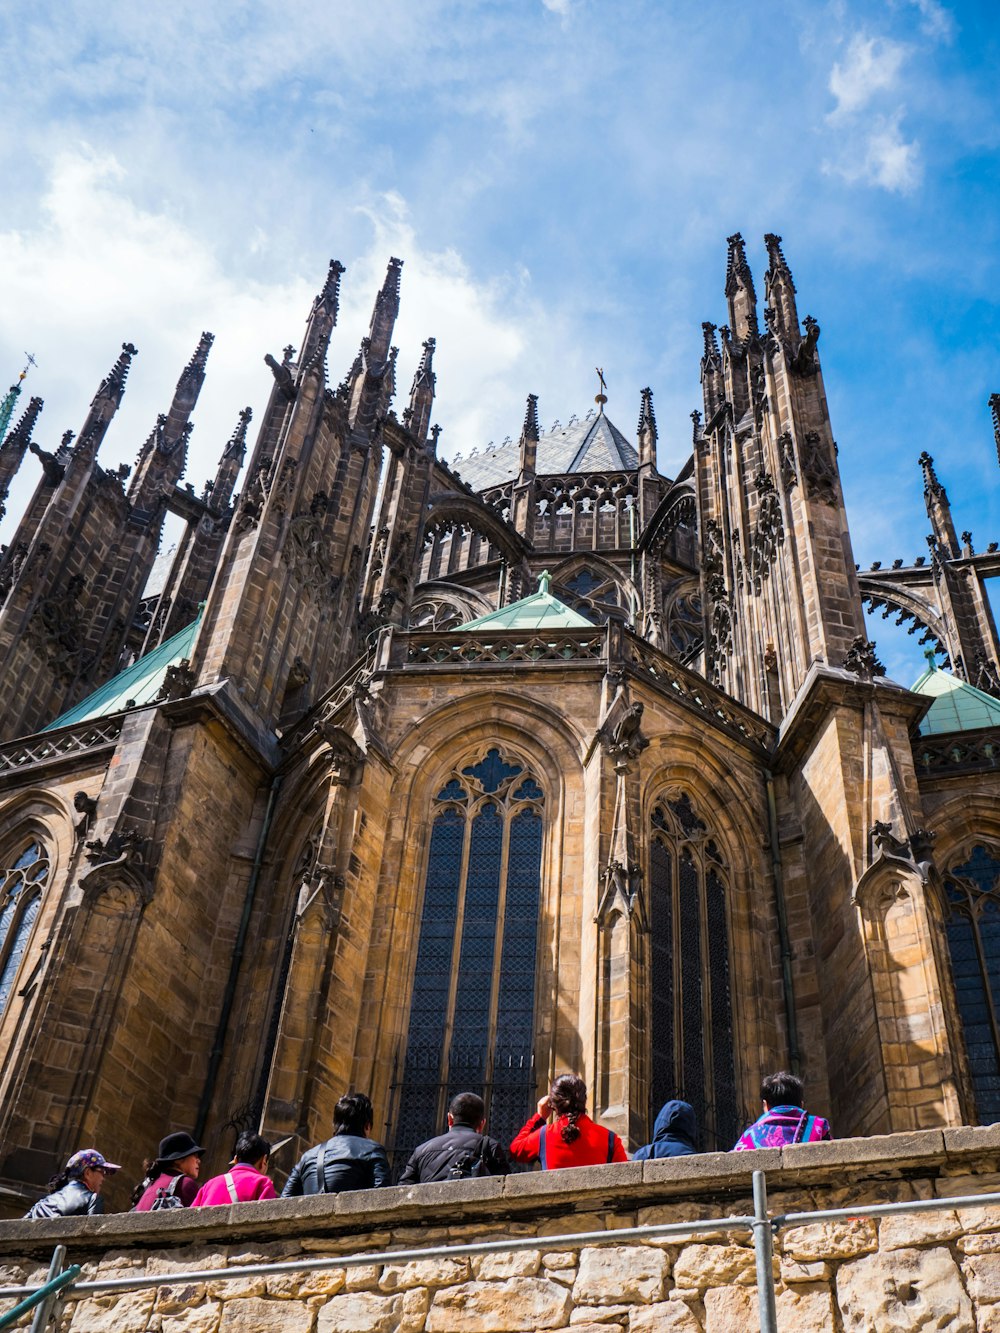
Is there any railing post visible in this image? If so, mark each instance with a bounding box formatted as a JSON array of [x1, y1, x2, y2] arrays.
[[752, 1170, 778, 1333], [29, 1245, 67, 1333]]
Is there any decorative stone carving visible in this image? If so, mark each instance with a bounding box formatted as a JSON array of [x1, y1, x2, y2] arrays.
[[234, 454, 274, 533], [778, 430, 797, 489], [800, 430, 838, 504], [27, 572, 88, 682], [85, 826, 148, 873], [73, 791, 98, 845], [843, 636, 886, 680], [283, 493, 333, 596], [155, 657, 196, 702]]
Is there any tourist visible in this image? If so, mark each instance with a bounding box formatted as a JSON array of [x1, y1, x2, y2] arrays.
[[131, 1132, 205, 1210], [192, 1131, 277, 1206], [632, 1099, 699, 1159], [281, 1092, 390, 1195], [732, 1071, 831, 1150], [398, 1092, 510, 1183], [24, 1149, 120, 1218], [510, 1074, 627, 1169]]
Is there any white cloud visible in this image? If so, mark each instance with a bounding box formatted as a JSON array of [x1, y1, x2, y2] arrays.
[[823, 112, 922, 194], [829, 34, 907, 118], [0, 148, 591, 543], [904, 0, 953, 41], [541, 0, 573, 14]]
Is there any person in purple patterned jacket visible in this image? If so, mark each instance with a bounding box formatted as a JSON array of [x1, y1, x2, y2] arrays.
[[732, 1071, 832, 1151]]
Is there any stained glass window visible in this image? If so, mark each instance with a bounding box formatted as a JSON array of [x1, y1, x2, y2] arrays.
[[649, 797, 738, 1150], [944, 845, 1000, 1124], [0, 841, 49, 1013], [393, 751, 543, 1173]]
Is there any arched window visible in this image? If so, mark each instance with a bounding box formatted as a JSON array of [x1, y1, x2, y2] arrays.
[[944, 844, 1000, 1124], [392, 748, 544, 1170], [0, 841, 49, 1013], [649, 794, 738, 1150]]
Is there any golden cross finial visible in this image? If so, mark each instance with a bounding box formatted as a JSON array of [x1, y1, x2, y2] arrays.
[[19, 352, 37, 383], [595, 367, 607, 414]]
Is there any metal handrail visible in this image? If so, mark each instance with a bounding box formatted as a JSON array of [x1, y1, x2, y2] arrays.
[[0, 1265, 79, 1331]]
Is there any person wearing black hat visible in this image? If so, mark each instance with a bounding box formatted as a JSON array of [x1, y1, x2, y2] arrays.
[[131, 1132, 205, 1211]]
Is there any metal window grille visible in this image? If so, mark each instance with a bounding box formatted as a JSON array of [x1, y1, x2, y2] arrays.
[[945, 844, 1000, 1123]]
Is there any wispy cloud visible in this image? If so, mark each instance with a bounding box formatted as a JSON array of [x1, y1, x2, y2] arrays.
[[902, 0, 953, 42], [829, 35, 907, 118]]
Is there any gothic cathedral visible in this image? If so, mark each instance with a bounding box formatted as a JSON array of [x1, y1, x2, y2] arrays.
[[1, 235, 999, 1212]]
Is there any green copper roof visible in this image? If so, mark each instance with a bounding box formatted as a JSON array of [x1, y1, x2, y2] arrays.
[[462, 571, 593, 631], [44, 613, 202, 731], [911, 653, 1000, 735]]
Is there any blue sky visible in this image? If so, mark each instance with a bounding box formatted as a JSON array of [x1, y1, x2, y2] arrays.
[[0, 0, 997, 682]]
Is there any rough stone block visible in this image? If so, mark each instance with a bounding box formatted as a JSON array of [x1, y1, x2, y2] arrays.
[[572, 1245, 668, 1305], [775, 1284, 836, 1333], [672, 1243, 755, 1289], [962, 1252, 1000, 1304], [316, 1291, 403, 1333], [703, 1284, 755, 1332], [878, 1209, 962, 1250], [218, 1296, 313, 1330], [65, 1290, 157, 1332], [426, 1277, 572, 1331], [781, 1217, 878, 1260], [629, 1298, 703, 1330], [836, 1246, 974, 1331], [379, 1256, 470, 1290], [471, 1250, 540, 1279]]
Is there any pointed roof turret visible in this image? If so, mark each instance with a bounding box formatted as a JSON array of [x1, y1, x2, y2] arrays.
[[369, 257, 403, 364], [724, 233, 759, 342], [223, 405, 252, 462], [763, 232, 800, 343], [93, 342, 138, 411], [700, 321, 724, 420], [637, 386, 657, 464], [911, 653, 1000, 735], [407, 337, 436, 442], [210, 405, 252, 511], [0, 395, 44, 522], [351, 259, 404, 433], [990, 393, 1000, 468], [462, 570, 592, 631]]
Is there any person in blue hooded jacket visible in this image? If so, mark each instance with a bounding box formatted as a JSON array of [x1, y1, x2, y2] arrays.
[[632, 1100, 699, 1159]]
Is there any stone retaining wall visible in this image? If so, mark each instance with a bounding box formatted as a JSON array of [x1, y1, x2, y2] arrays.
[[3, 1128, 1000, 1331]]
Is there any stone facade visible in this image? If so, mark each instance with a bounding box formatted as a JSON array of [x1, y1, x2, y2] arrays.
[[0, 234, 999, 1219], [3, 1132, 1000, 1330]]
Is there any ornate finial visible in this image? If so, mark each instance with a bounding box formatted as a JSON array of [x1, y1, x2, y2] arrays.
[[990, 393, 1000, 468], [521, 392, 540, 443], [637, 386, 656, 439], [843, 636, 886, 680], [690, 409, 702, 443], [222, 406, 252, 462], [321, 259, 346, 307], [594, 368, 607, 414], [924, 648, 937, 669], [764, 233, 795, 290], [2, 395, 43, 451], [538, 569, 552, 594]]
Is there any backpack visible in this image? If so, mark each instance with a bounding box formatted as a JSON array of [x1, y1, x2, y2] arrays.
[[149, 1175, 184, 1211], [447, 1136, 488, 1180]]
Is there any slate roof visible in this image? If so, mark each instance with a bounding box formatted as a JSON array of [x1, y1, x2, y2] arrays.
[[44, 613, 202, 731], [450, 411, 640, 493], [910, 656, 1000, 735], [462, 571, 593, 631]]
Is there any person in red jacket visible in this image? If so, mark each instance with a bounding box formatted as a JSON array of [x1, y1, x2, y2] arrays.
[[510, 1074, 628, 1169]]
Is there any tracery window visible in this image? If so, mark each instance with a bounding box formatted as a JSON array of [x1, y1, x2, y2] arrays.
[[392, 748, 543, 1170], [944, 844, 1000, 1124], [555, 567, 627, 624], [0, 841, 49, 1013], [649, 794, 738, 1150]]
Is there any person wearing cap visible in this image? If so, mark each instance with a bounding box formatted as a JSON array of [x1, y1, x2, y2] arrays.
[[131, 1131, 205, 1211], [24, 1149, 120, 1218], [192, 1132, 277, 1206]]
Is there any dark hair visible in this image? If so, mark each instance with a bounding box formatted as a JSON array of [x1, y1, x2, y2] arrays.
[[549, 1074, 588, 1144], [334, 1092, 374, 1136], [761, 1070, 804, 1108], [233, 1132, 271, 1164], [449, 1092, 485, 1127], [45, 1168, 74, 1193], [129, 1156, 178, 1206]]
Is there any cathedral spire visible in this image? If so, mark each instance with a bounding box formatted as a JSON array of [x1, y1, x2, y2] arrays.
[[350, 259, 404, 433], [700, 321, 724, 421], [74, 342, 138, 462], [763, 233, 800, 343], [407, 338, 436, 442], [724, 233, 759, 342], [518, 392, 540, 480], [919, 451, 959, 557], [637, 386, 657, 467], [0, 395, 43, 523], [211, 406, 252, 510], [300, 259, 346, 369], [990, 393, 1000, 469]]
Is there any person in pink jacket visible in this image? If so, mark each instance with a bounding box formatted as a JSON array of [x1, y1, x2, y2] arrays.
[[192, 1132, 277, 1206]]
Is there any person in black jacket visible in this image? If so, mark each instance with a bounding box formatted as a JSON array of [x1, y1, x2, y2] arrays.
[[281, 1092, 390, 1196], [24, 1149, 121, 1218], [398, 1092, 510, 1184], [632, 1099, 699, 1160]]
